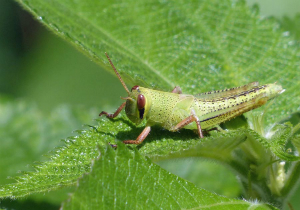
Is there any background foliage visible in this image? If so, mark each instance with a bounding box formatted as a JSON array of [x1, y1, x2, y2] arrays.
[[0, 0, 300, 209]]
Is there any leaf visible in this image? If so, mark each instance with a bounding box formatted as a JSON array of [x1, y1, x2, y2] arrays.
[[245, 112, 300, 161], [61, 144, 278, 210], [157, 159, 241, 198], [4, 0, 300, 208], [0, 114, 124, 198], [0, 197, 60, 210], [280, 14, 300, 40], [0, 111, 295, 202], [16, 0, 300, 125], [0, 114, 247, 198], [141, 128, 248, 162], [0, 98, 96, 204], [141, 126, 300, 163]]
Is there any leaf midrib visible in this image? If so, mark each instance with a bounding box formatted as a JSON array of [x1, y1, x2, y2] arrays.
[[36, 0, 175, 88]]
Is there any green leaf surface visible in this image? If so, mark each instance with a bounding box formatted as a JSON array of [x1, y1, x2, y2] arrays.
[[4, 0, 300, 208], [0, 97, 96, 205], [16, 0, 300, 125], [0, 114, 192, 198], [0, 98, 96, 185], [61, 144, 277, 210], [0, 112, 295, 206], [157, 159, 241, 198]]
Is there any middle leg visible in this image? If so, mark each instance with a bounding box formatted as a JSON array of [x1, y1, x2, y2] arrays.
[[172, 110, 204, 138]]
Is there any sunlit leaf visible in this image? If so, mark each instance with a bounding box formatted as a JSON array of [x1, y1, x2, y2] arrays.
[[61, 144, 277, 210], [2, 0, 300, 209], [16, 0, 300, 125]]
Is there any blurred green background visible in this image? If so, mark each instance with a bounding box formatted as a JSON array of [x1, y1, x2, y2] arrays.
[[1, 0, 300, 209]]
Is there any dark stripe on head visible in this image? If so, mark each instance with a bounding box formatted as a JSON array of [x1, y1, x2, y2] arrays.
[[139, 108, 145, 119]]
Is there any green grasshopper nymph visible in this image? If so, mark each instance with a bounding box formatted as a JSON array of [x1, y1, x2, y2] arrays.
[[99, 53, 284, 145]]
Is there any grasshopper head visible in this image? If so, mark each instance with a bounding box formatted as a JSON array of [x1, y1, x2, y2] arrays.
[[104, 53, 150, 125], [125, 86, 149, 125]]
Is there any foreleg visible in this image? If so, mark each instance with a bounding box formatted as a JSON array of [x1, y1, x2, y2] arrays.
[[99, 102, 126, 118]]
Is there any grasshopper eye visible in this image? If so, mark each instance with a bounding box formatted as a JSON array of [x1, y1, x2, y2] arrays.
[[131, 86, 139, 91], [137, 94, 145, 110], [137, 94, 145, 119]]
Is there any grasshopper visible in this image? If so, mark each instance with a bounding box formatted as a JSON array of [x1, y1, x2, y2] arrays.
[[100, 53, 284, 145]]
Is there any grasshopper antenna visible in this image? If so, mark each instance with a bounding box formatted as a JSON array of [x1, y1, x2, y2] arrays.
[[105, 52, 130, 94]]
